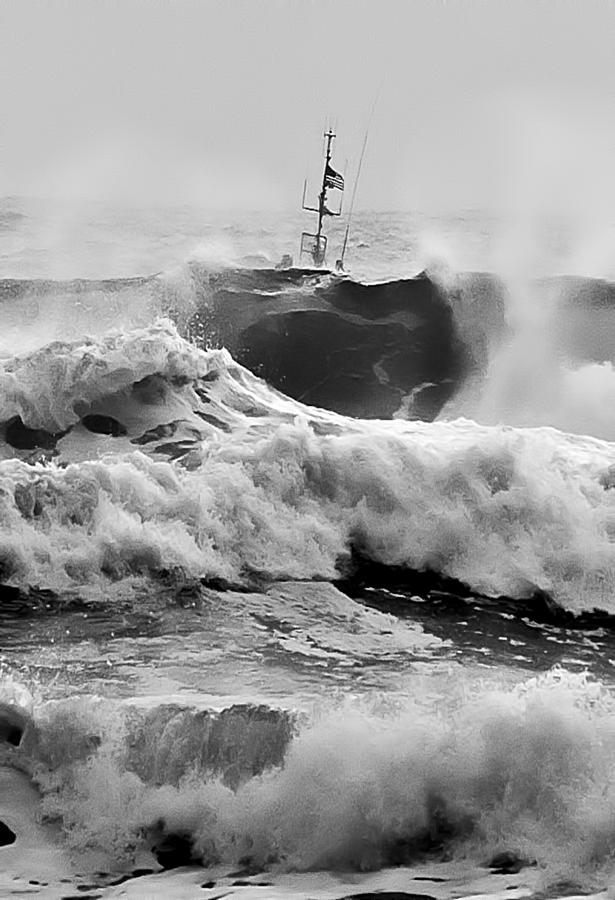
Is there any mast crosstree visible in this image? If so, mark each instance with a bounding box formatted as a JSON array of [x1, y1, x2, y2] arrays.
[[301, 128, 344, 267]]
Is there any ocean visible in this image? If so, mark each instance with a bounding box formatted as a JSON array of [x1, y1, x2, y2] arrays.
[[1, 195, 615, 898]]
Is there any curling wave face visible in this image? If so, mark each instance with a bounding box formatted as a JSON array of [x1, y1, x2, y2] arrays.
[[0, 266, 469, 421], [3, 264, 615, 428], [0, 320, 613, 612]]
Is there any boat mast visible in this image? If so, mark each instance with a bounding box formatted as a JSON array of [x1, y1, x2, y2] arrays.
[[316, 128, 336, 251], [301, 126, 343, 267]]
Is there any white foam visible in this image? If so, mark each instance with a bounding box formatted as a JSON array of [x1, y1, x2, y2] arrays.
[[16, 669, 615, 888], [0, 322, 613, 610], [0, 319, 229, 432]]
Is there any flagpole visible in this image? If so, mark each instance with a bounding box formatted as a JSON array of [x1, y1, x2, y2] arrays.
[[317, 128, 335, 258]]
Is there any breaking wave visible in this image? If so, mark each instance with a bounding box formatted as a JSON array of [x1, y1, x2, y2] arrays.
[[6, 668, 615, 885], [3, 264, 615, 427], [0, 266, 467, 420], [0, 320, 613, 611]]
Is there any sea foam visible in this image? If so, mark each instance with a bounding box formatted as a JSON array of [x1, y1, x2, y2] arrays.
[[8, 669, 615, 886], [0, 323, 613, 610]]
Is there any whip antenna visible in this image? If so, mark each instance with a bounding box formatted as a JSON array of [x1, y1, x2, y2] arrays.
[[340, 85, 382, 269]]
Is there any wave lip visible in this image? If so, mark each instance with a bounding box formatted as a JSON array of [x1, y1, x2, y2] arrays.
[[0, 320, 228, 434]]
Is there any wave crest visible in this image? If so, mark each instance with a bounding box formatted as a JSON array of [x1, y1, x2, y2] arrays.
[[0, 320, 228, 433], [0, 409, 614, 610], [14, 669, 615, 882]]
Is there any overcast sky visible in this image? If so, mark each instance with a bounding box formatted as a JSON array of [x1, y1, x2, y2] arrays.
[[2, 0, 615, 213]]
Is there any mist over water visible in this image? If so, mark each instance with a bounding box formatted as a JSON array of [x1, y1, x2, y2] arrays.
[[473, 105, 615, 439], [438, 206, 615, 440]]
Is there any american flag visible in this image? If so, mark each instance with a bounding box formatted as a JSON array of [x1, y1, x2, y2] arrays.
[[324, 163, 344, 191]]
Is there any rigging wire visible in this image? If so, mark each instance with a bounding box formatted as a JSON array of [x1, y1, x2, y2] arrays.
[[340, 86, 383, 268]]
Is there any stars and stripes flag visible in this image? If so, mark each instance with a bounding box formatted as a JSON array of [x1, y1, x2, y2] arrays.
[[324, 163, 344, 191]]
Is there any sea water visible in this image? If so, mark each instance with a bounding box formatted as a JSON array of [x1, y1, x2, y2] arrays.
[[1, 196, 615, 898]]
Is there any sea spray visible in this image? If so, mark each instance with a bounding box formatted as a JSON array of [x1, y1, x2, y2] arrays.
[[7, 669, 615, 886]]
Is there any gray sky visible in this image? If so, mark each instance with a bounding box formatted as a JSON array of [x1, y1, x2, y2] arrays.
[[2, 0, 615, 212]]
